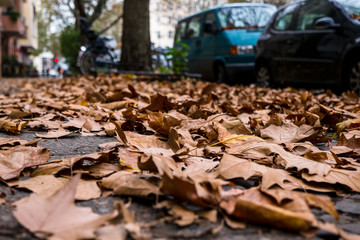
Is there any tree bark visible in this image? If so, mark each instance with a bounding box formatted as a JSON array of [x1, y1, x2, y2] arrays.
[[119, 0, 151, 71]]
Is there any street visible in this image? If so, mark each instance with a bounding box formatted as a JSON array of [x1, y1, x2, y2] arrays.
[[0, 76, 359, 239]]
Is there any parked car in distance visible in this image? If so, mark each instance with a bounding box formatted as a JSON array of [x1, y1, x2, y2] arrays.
[[255, 0, 360, 94], [174, 3, 277, 84]]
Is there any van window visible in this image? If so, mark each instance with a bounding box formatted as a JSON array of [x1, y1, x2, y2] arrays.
[[185, 15, 202, 39], [175, 21, 187, 41], [218, 6, 276, 29], [204, 11, 217, 37]]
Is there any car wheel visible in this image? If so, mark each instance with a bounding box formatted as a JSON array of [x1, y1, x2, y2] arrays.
[[214, 63, 228, 83], [348, 59, 360, 95], [256, 64, 271, 88]]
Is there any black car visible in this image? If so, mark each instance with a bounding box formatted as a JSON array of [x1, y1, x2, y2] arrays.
[[255, 0, 360, 94]]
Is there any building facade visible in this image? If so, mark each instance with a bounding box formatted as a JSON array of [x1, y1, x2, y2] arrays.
[[0, 0, 39, 77], [0, 0, 16, 78], [149, 0, 227, 49], [18, 0, 39, 65]]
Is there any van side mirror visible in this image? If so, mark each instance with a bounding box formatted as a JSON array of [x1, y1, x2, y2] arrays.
[[204, 22, 217, 34]]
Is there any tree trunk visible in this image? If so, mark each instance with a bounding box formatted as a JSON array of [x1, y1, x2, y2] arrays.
[[74, 0, 87, 45], [119, 0, 151, 71]]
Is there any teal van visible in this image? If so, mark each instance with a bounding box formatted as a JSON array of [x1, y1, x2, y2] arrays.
[[174, 3, 277, 83]]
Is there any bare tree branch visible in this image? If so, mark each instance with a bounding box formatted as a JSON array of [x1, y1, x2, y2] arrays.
[[89, 0, 107, 25], [75, 0, 87, 18], [65, 0, 75, 15], [98, 14, 123, 35]]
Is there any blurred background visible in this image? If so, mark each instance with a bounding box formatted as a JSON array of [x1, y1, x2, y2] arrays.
[[0, 0, 292, 78]]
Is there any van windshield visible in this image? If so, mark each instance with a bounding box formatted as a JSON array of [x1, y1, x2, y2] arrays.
[[218, 5, 277, 29], [335, 0, 360, 20]]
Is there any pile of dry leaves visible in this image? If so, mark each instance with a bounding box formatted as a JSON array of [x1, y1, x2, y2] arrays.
[[1, 75, 360, 239]]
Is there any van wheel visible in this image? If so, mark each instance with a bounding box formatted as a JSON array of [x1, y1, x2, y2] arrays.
[[348, 59, 360, 95], [214, 64, 228, 83], [256, 64, 271, 88]]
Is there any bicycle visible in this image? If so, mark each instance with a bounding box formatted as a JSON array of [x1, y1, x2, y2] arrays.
[[78, 17, 119, 74]]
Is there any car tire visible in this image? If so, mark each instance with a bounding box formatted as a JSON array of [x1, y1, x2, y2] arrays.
[[214, 63, 228, 83], [348, 59, 360, 95], [256, 63, 271, 88]]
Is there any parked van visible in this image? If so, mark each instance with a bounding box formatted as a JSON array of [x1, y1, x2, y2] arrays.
[[174, 3, 277, 83]]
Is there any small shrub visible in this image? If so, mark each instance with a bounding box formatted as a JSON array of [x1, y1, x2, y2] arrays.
[[59, 27, 80, 72], [165, 41, 189, 75]]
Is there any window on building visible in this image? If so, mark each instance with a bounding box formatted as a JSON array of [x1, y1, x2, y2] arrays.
[[168, 31, 173, 39], [4, 7, 13, 15], [194, 3, 199, 11], [157, 31, 161, 39], [33, 4, 37, 19], [157, 16, 161, 24], [176, 3, 181, 9], [168, 2, 173, 10], [157, 3, 161, 11], [168, 17, 172, 24]]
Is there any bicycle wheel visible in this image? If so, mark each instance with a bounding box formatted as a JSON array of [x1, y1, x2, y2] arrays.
[[95, 52, 115, 73], [80, 51, 96, 74]]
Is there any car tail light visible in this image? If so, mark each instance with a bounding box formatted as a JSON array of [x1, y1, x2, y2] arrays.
[[230, 45, 255, 55]]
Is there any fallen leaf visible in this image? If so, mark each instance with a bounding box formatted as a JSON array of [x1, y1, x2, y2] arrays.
[[125, 131, 170, 150], [110, 120, 128, 146], [10, 175, 101, 200], [155, 200, 199, 226], [101, 171, 161, 198], [31, 151, 115, 177], [302, 169, 360, 191], [227, 140, 332, 176], [217, 154, 317, 191], [35, 126, 72, 139], [0, 146, 50, 180], [260, 122, 319, 143], [220, 187, 316, 232], [0, 119, 27, 135], [0, 137, 28, 148], [336, 118, 360, 134], [96, 225, 127, 240], [13, 174, 116, 240]]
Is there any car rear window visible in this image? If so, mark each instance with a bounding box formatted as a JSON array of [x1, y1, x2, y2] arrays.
[[335, 0, 360, 20], [218, 5, 277, 29]]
